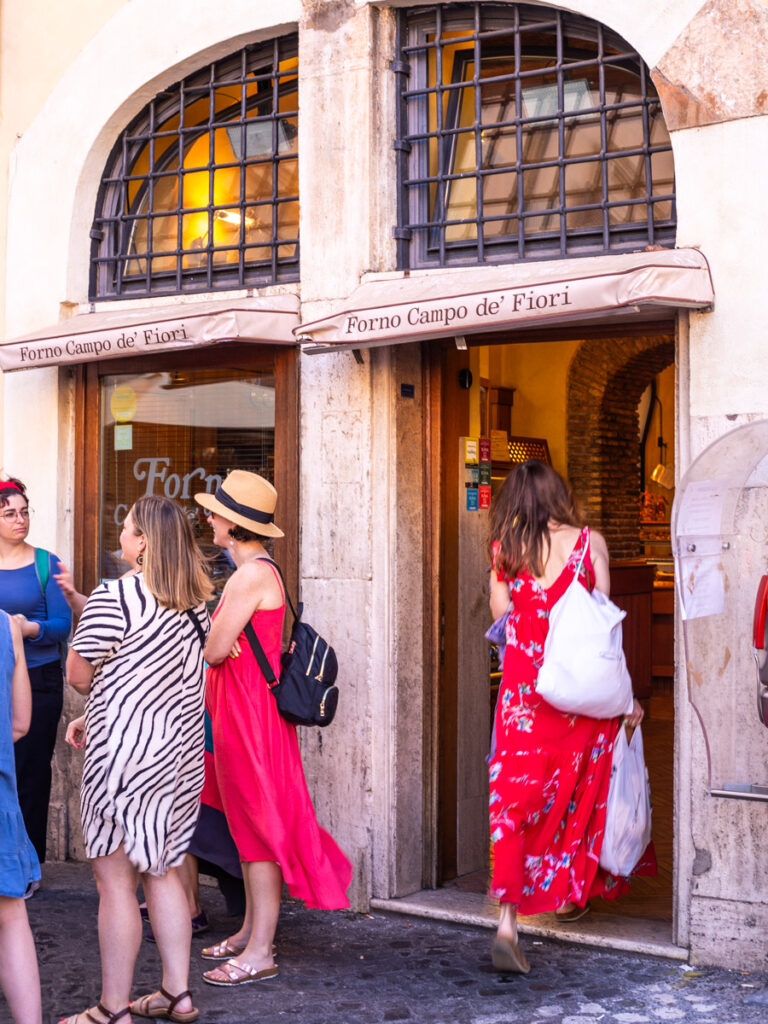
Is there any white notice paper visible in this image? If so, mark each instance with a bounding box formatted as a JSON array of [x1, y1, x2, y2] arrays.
[[677, 552, 725, 620], [675, 479, 729, 537]]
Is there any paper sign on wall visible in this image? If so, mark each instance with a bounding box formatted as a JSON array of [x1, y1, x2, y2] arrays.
[[114, 424, 133, 451]]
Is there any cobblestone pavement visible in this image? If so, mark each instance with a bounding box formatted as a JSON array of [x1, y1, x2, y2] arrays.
[[14, 863, 768, 1024]]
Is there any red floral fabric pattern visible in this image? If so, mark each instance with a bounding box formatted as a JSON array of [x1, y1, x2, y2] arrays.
[[488, 528, 652, 912]]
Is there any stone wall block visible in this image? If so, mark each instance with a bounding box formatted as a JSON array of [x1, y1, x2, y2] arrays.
[[297, 576, 372, 910], [300, 350, 372, 580], [690, 894, 768, 969], [653, 0, 768, 130], [299, 1, 376, 302]]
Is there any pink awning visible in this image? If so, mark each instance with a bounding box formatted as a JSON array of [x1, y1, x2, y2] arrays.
[[0, 294, 300, 372], [296, 249, 713, 351]]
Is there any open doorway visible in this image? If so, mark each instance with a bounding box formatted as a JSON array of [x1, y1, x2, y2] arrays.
[[431, 325, 676, 933]]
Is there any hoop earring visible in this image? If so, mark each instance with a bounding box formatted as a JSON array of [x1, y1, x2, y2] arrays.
[[137, 553, 144, 566]]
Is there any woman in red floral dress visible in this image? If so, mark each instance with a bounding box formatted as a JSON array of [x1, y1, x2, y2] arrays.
[[488, 461, 646, 973]]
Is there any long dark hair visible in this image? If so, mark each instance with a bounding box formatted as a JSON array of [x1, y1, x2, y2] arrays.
[[489, 460, 583, 579]]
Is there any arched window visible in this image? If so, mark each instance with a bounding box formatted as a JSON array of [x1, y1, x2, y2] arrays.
[[395, 5, 675, 268], [90, 35, 299, 298]]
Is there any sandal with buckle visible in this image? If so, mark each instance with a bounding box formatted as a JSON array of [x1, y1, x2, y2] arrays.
[[201, 938, 276, 961], [203, 958, 279, 987], [200, 939, 246, 961], [59, 1004, 131, 1024], [131, 986, 199, 1022]]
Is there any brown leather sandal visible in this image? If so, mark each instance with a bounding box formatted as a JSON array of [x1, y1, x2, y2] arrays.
[[59, 1003, 131, 1024], [200, 938, 246, 961], [202, 958, 279, 986], [130, 987, 199, 1023]]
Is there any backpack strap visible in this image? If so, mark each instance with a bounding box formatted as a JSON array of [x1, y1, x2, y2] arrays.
[[243, 620, 278, 687], [33, 547, 51, 616], [252, 557, 301, 625], [185, 608, 207, 648], [241, 557, 300, 688]]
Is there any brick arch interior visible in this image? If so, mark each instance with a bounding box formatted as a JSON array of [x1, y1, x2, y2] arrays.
[[567, 334, 675, 559]]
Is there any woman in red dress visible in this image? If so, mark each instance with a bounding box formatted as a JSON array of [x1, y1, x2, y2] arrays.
[[195, 471, 352, 987], [488, 460, 645, 973]]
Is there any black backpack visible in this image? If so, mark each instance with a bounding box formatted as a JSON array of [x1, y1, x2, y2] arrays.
[[244, 559, 339, 727]]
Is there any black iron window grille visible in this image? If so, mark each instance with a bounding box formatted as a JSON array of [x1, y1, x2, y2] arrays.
[[394, 5, 676, 270], [90, 35, 299, 299]]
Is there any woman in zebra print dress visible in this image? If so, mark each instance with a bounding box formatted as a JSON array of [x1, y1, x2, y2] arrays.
[[60, 496, 212, 1024]]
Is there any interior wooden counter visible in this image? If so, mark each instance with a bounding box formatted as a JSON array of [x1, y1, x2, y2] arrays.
[[611, 561, 655, 699]]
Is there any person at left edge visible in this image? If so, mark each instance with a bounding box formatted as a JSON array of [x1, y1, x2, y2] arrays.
[[0, 476, 72, 880]]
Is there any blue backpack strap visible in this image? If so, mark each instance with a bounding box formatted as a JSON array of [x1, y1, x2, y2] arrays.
[[33, 547, 51, 614]]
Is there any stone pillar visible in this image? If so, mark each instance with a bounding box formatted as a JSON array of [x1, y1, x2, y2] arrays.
[[297, 2, 410, 908]]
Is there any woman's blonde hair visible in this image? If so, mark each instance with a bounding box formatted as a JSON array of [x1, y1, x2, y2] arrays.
[[489, 459, 584, 579], [131, 495, 213, 610]]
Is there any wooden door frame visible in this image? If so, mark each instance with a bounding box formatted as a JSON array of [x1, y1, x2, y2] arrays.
[[73, 342, 299, 600], [422, 339, 471, 885]]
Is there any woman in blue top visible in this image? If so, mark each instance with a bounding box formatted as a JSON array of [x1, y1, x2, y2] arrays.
[[0, 477, 72, 875]]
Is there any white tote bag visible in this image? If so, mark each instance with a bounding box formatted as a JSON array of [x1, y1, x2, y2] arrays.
[[599, 725, 653, 876], [535, 529, 634, 719]]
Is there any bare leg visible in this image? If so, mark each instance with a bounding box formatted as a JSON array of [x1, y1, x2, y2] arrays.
[[496, 901, 518, 942], [175, 854, 201, 917], [204, 870, 252, 953], [91, 846, 141, 1014], [0, 895, 42, 1024], [140, 869, 194, 1015], [203, 860, 280, 981], [492, 901, 530, 973], [239, 861, 280, 966]]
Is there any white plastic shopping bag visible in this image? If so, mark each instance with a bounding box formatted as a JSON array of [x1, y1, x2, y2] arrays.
[[535, 531, 634, 719], [599, 724, 652, 876]]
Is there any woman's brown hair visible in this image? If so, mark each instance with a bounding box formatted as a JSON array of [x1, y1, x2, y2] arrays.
[[131, 495, 213, 610], [489, 460, 584, 579]]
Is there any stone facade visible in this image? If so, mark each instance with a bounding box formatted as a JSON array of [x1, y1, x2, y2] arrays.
[[2, 0, 768, 973]]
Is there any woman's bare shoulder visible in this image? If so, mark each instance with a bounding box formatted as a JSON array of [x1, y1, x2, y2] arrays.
[[227, 558, 283, 601], [588, 528, 609, 558], [549, 523, 583, 552]]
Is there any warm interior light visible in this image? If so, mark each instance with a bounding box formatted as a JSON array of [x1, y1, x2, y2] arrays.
[[651, 463, 675, 489], [215, 210, 256, 228]]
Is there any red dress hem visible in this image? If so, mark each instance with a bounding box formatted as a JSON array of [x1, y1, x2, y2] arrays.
[[205, 594, 352, 910]]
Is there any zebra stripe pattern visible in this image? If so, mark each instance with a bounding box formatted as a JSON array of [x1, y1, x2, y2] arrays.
[[71, 573, 209, 874]]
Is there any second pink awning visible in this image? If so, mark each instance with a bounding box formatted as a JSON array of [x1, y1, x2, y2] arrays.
[[296, 248, 713, 351]]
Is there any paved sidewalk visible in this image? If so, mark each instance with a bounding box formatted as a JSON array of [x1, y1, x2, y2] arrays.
[[17, 862, 768, 1024]]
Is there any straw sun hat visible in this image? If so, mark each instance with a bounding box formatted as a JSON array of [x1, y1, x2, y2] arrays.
[[195, 470, 284, 538]]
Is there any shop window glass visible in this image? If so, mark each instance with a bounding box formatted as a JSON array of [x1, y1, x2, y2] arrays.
[[395, 4, 676, 269], [99, 367, 275, 594], [91, 36, 299, 298]]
